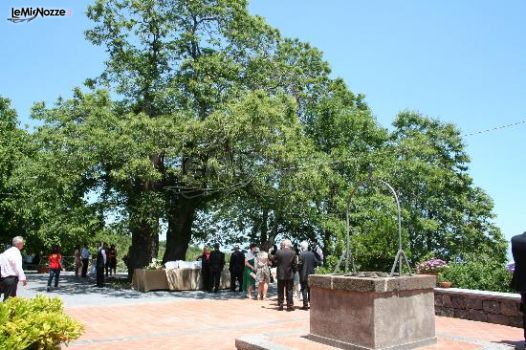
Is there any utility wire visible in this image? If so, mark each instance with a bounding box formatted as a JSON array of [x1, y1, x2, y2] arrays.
[[463, 119, 526, 137], [283, 117, 526, 172]]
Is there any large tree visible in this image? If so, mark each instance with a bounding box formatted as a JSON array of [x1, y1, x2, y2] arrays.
[[389, 111, 507, 264], [28, 87, 328, 276], [82, 0, 344, 272], [0, 97, 28, 245], [1, 1, 507, 277]]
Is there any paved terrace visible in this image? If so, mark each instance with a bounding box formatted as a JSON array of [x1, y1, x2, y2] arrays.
[[16, 272, 526, 350]]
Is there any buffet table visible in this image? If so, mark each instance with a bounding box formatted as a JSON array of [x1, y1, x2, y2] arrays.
[[132, 268, 230, 292], [132, 269, 170, 292]]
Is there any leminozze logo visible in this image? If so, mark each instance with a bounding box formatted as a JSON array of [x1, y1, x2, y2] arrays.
[[8, 7, 72, 23]]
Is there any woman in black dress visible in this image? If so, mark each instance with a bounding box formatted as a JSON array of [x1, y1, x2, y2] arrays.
[[197, 246, 212, 292]]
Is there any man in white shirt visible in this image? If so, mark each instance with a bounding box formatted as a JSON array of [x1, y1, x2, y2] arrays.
[[0, 236, 27, 301]]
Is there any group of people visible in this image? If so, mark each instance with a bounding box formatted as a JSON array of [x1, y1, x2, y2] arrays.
[[198, 239, 322, 311], [88, 242, 118, 288], [270, 239, 321, 311], [1, 234, 320, 313], [0, 237, 119, 302], [52, 242, 118, 289], [197, 243, 225, 293], [74, 243, 118, 280]]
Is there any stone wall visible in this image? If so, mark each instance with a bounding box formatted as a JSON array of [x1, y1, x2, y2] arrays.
[[434, 288, 522, 327]]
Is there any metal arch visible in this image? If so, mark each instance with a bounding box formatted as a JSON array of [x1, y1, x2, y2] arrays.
[[333, 179, 412, 276], [377, 180, 413, 276]]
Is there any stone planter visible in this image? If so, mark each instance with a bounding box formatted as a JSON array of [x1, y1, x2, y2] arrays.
[[308, 274, 437, 350]]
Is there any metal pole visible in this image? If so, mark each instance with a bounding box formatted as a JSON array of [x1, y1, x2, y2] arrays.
[[334, 187, 360, 275], [345, 201, 350, 273], [379, 180, 406, 276]]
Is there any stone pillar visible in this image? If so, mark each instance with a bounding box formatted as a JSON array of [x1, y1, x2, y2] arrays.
[[308, 274, 437, 350]]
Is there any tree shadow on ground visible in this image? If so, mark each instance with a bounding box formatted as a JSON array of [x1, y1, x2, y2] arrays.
[[27, 272, 280, 301]]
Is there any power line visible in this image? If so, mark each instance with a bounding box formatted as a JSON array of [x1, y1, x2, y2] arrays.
[[463, 119, 526, 137], [289, 118, 526, 172]]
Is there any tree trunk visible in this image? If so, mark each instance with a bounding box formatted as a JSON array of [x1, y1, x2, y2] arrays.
[[125, 187, 161, 279], [163, 200, 197, 262], [126, 218, 159, 279], [260, 209, 269, 244], [323, 228, 331, 261], [267, 211, 279, 244]]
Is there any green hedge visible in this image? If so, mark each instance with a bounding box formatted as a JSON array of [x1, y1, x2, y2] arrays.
[[0, 296, 84, 350], [440, 260, 513, 293]]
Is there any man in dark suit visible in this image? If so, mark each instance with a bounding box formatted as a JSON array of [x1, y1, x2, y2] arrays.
[[209, 243, 225, 293], [229, 245, 245, 292], [273, 239, 297, 311], [298, 241, 320, 310], [96, 242, 106, 288], [511, 231, 526, 345]]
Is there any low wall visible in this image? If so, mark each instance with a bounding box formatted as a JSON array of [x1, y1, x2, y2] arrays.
[[434, 288, 522, 328]]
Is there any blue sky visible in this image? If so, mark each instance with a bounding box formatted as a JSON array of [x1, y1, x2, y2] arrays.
[[1, 1, 525, 251]]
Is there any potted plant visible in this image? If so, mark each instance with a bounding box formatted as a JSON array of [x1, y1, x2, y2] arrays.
[[146, 258, 164, 270], [416, 258, 448, 276], [437, 272, 452, 288]]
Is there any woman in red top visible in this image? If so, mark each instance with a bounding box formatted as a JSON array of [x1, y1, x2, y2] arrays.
[[47, 245, 62, 292]]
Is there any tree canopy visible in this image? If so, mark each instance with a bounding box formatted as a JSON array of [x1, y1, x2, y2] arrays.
[[0, 0, 507, 275]]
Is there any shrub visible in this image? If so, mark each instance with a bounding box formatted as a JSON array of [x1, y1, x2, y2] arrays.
[[440, 258, 513, 293], [0, 295, 84, 350]]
